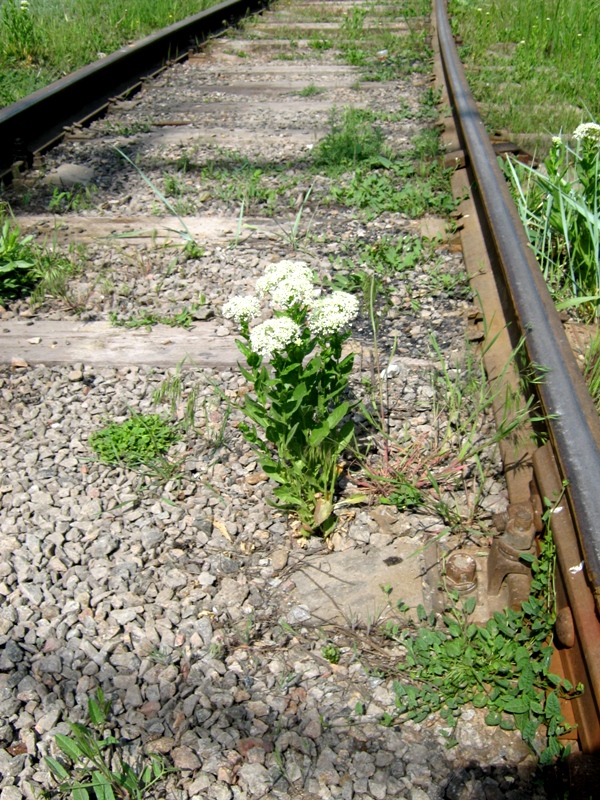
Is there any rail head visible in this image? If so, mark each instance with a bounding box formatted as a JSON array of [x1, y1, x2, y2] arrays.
[[435, 0, 600, 602]]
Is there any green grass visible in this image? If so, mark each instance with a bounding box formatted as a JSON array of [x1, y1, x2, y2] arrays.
[[448, 0, 600, 135], [89, 413, 180, 467], [583, 330, 600, 410], [504, 134, 600, 320], [314, 107, 387, 171], [326, 128, 457, 220], [109, 308, 195, 330], [0, 0, 220, 108]]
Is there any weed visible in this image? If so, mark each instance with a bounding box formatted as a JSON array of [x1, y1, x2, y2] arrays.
[[225, 261, 360, 535], [340, 5, 367, 40], [109, 307, 194, 330], [0, 214, 34, 300], [29, 248, 84, 309], [358, 335, 544, 532], [505, 129, 600, 320], [105, 120, 151, 136], [385, 531, 581, 763], [44, 688, 173, 800], [314, 107, 386, 171], [321, 643, 341, 664], [89, 413, 180, 468], [298, 82, 324, 97], [583, 329, 600, 410], [330, 163, 455, 220], [309, 36, 333, 51], [163, 173, 185, 197], [49, 185, 97, 213]]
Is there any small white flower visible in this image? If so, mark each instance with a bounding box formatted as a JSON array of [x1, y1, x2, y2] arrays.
[[250, 317, 301, 360], [256, 260, 316, 308], [573, 122, 600, 144], [552, 136, 562, 146], [222, 295, 261, 324], [308, 291, 360, 337], [270, 274, 316, 309]]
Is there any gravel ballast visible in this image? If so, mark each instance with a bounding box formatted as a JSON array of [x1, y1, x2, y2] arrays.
[[1, 1, 548, 798]]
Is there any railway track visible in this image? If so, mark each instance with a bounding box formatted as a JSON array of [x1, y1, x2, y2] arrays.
[[1, 0, 600, 796]]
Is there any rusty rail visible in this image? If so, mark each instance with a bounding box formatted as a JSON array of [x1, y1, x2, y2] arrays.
[[434, 0, 600, 754], [0, 0, 268, 182]]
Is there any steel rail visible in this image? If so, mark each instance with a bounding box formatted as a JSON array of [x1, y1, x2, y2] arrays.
[[435, 0, 600, 601], [0, 0, 268, 180]]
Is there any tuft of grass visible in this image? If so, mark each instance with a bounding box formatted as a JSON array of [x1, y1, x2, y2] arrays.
[[0, 208, 84, 306], [109, 308, 194, 330], [298, 82, 324, 97], [48, 185, 97, 213], [504, 133, 600, 320], [89, 413, 180, 467], [314, 107, 386, 171]]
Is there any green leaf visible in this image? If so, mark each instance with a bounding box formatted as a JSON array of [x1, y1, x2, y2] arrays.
[[500, 697, 530, 714], [463, 596, 476, 615], [334, 493, 368, 508], [545, 692, 562, 719], [91, 773, 116, 800], [45, 757, 70, 781], [88, 699, 104, 727], [55, 735, 84, 761], [308, 421, 331, 448], [417, 604, 427, 621], [152, 756, 163, 779], [556, 295, 600, 310], [485, 711, 502, 726], [325, 401, 350, 431], [72, 783, 90, 800]]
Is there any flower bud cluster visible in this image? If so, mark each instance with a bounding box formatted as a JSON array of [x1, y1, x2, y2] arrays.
[[222, 260, 359, 360], [573, 123, 600, 145]]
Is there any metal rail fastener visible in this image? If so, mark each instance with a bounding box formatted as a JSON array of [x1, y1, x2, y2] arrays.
[[436, 0, 600, 605]]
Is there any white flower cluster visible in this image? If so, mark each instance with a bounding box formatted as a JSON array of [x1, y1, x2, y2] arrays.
[[222, 295, 261, 324], [573, 123, 600, 145], [256, 260, 316, 309], [249, 317, 301, 360], [308, 291, 360, 337]]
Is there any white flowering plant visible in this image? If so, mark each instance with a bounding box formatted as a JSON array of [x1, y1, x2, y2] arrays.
[[223, 260, 360, 535]]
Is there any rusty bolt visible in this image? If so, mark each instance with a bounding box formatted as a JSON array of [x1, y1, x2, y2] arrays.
[[555, 606, 575, 648], [445, 552, 477, 593], [504, 502, 536, 550]]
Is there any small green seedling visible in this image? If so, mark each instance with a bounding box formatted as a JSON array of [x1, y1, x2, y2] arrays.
[[44, 689, 173, 800]]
